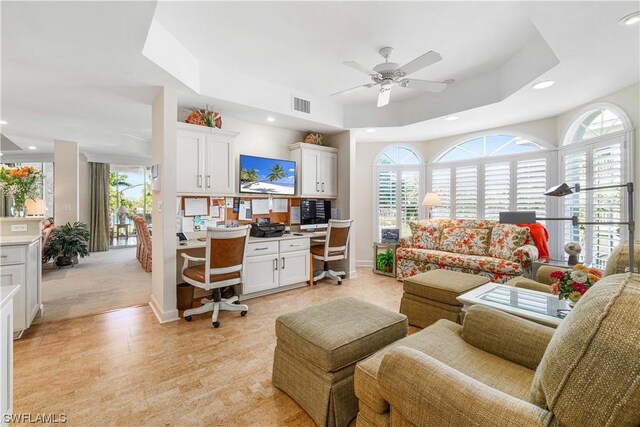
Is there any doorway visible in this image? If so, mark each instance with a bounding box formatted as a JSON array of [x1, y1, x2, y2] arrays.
[[110, 165, 152, 249]]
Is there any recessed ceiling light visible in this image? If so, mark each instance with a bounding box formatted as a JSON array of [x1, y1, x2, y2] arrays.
[[0, 120, 6, 125], [365, 129, 376, 133], [445, 116, 459, 121], [28, 146, 37, 150], [533, 80, 555, 90], [266, 116, 275, 122], [619, 11, 640, 25]]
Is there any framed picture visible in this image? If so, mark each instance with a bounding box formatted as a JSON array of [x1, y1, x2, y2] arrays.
[[182, 196, 210, 217], [381, 228, 400, 243]]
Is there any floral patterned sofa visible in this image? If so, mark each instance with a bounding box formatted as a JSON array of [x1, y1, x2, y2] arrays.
[[396, 219, 538, 284]]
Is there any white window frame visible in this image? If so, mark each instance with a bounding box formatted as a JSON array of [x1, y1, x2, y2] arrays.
[[372, 144, 425, 243]]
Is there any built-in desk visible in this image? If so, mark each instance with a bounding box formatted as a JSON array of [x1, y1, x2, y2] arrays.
[[176, 231, 327, 300]]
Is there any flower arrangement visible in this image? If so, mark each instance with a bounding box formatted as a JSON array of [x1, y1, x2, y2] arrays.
[[185, 105, 222, 128], [0, 165, 43, 217], [549, 264, 603, 303]]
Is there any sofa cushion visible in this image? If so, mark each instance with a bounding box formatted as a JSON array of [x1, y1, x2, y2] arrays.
[[354, 320, 535, 415], [275, 297, 407, 372], [409, 220, 441, 250], [529, 274, 640, 426], [397, 248, 524, 275], [439, 227, 490, 256], [403, 270, 489, 305], [444, 219, 497, 230], [488, 224, 529, 260]]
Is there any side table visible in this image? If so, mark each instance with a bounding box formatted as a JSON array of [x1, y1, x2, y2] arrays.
[[373, 241, 401, 278]]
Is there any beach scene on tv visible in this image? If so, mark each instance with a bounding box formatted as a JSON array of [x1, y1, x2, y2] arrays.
[[239, 155, 296, 195]]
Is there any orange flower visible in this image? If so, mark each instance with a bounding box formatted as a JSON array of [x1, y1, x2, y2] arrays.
[[550, 283, 559, 295]]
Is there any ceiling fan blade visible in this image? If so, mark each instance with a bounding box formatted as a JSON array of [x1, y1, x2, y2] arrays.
[[399, 51, 442, 75], [343, 61, 379, 76], [330, 83, 375, 96], [402, 78, 448, 93], [377, 86, 391, 107]]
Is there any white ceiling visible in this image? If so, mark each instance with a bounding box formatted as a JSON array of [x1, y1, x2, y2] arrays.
[[1, 1, 639, 160]]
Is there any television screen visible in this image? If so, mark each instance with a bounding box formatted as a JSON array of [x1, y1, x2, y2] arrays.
[[239, 155, 296, 195]]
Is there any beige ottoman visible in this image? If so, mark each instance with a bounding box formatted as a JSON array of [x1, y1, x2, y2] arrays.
[[400, 270, 489, 328], [272, 297, 407, 427]]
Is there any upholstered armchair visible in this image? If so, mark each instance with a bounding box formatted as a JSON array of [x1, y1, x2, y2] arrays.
[[355, 273, 640, 426]]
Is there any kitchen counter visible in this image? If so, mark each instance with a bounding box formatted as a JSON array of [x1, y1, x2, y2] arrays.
[[0, 285, 20, 309], [0, 234, 40, 245]]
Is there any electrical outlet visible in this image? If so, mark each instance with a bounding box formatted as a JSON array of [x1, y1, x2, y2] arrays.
[[10, 224, 28, 232], [63, 204, 71, 211]]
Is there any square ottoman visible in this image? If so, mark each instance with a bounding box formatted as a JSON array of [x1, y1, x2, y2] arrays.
[[272, 297, 407, 427], [400, 270, 489, 328]]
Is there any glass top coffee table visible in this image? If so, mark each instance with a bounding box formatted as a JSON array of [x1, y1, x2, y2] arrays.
[[457, 283, 571, 327]]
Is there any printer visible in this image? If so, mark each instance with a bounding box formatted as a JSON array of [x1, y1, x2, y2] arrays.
[[250, 222, 286, 238]]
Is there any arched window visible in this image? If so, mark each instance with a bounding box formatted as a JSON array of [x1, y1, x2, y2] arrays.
[[428, 134, 550, 220], [374, 145, 423, 240], [560, 105, 632, 268]]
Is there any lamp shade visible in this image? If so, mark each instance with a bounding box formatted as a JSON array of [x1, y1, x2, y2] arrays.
[[116, 205, 129, 215], [422, 192, 442, 207], [25, 199, 47, 216], [544, 183, 574, 197]]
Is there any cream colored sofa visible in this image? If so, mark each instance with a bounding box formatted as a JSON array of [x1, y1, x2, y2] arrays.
[[355, 273, 640, 426], [397, 219, 538, 284]]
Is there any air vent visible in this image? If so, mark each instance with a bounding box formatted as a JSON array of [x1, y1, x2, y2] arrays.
[[292, 96, 311, 114]]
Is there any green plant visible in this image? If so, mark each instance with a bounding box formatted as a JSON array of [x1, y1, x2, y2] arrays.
[[43, 222, 90, 263], [376, 249, 394, 271]]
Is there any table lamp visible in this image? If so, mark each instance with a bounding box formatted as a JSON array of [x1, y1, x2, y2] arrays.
[[25, 199, 47, 216], [116, 205, 129, 225], [422, 192, 442, 219]]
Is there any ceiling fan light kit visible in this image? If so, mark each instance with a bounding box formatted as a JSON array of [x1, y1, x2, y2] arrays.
[[333, 46, 450, 107]]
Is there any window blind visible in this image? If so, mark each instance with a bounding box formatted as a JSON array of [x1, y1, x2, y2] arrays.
[[377, 170, 397, 240], [400, 171, 420, 237], [516, 158, 547, 218], [430, 168, 450, 218], [484, 162, 510, 220], [563, 151, 587, 251], [455, 165, 478, 219]]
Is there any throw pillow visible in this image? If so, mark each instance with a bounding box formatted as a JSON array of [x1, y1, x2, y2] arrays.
[[488, 224, 529, 260], [409, 220, 441, 250], [439, 227, 490, 256]]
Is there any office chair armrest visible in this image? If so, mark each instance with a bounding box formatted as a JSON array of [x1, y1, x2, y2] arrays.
[[181, 253, 206, 271], [311, 239, 326, 244]]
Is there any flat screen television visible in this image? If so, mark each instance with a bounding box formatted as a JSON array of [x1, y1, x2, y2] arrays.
[[239, 154, 296, 195]]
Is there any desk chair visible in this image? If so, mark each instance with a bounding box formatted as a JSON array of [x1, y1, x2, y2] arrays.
[[311, 219, 353, 285], [181, 225, 250, 328]]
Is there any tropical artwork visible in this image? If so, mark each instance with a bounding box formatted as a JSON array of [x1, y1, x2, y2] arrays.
[[239, 155, 296, 195]]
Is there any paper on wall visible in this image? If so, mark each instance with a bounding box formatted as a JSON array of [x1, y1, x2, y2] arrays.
[[181, 217, 194, 233], [225, 197, 234, 208], [272, 199, 288, 213], [290, 206, 301, 224], [210, 205, 220, 218], [251, 199, 270, 215], [238, 201, 252, 221]]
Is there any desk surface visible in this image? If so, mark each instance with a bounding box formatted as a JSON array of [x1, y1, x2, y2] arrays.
[[177, 231, 326, 250]]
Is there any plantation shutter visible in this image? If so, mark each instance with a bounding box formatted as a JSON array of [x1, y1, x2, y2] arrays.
[[591, 142, 623, 269], [484, 162, 510, 220], [562, 151, 587, 249], [516, 158, 547, 218], [377, 170, 397, 240], [400, 171, 420, 237], [455, 165, 478, 219], [430, 168, 450, 218]]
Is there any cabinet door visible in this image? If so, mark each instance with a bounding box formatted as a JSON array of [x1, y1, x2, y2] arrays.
[[301, 150, 321, 196], [26, 241, 39, 322], [243, 254, 279, 294], [320, 152, 338, 197], [0, 265, 25, 332], [0, 299, 13, 419], [205, 135, 234, 194], [176, 130, 205, 193], [279, 250, 309, 287]]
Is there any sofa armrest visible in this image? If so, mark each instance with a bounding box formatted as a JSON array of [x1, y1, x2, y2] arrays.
[[505, 276, 552, 293], [399, 236, 413, 248], [461, 305, 554, 370], [512, 244, 539, 264], [378, 347, 551, 427]]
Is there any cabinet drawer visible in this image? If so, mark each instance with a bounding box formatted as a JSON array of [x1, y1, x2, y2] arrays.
[[246, 241, 278, 256], [0, 246, 25, 266], [279, 238, 310, 254]]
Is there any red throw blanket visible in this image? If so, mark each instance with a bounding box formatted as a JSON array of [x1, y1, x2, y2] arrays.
[[517, 222, 550, 261]]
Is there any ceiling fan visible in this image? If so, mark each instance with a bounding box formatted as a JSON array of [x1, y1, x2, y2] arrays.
[[332, 47, 449, 107]]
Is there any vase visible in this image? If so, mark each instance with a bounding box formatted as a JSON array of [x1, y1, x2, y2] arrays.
[[11, 203, 26, 218]]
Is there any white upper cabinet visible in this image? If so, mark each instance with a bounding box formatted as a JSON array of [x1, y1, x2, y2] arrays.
[[176, 122, 237, 195], [288, 143, 338, 198]]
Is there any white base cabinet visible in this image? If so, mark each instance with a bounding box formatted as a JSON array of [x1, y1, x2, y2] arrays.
[[0, 286, 18, 425], [243, 237, 310, 296]]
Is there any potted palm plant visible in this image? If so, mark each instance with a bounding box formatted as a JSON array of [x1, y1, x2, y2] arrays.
[[376, 249, 395, 273], [43, 222, 90, 268]]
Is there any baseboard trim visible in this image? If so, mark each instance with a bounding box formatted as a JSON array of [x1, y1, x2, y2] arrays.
[[349, 269, 358, 279], [356, 260, 374, 268], [149, 294, 180, 324]]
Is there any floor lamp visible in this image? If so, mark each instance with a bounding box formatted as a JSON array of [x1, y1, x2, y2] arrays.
[[544, 182, 636, 273]]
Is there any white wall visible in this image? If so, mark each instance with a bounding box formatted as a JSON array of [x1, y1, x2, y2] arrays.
[[53, 140, 79, 226], [355, 83, 640, 265]]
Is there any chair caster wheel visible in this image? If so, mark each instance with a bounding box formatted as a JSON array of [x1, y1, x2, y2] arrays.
[[338, 280, 343, 285], [241, 311, 247, 316], [213, 321, 220, 328], [184, 316, 192, 322], [233, 300, 240, 304]]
